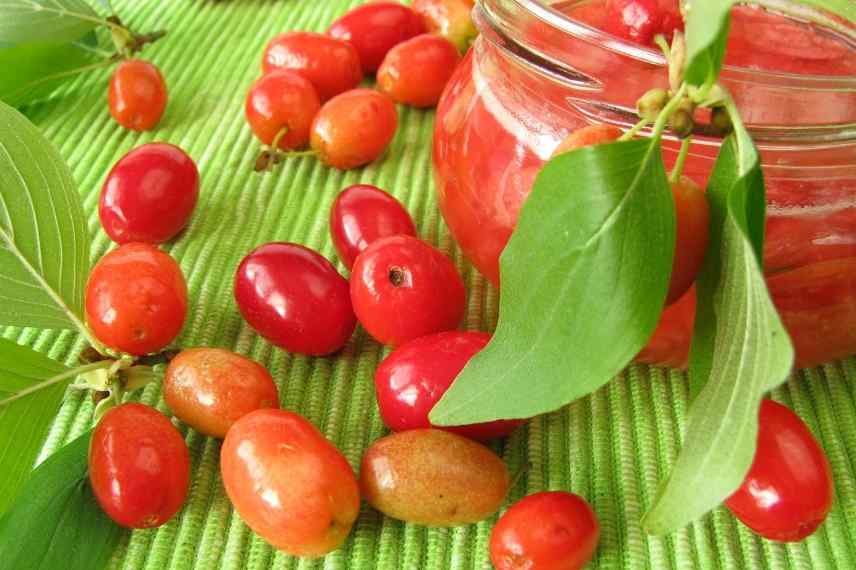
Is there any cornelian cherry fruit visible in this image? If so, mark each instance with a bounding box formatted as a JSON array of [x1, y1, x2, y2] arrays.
[[245, 69, 321, 151], [667, 175, 709, 304], [327, 2, 426, 73], [350, 235, 466, 346], [220, 409, 361, 557], [89, 403, 190, 529], [99, 143, 199, 245], [552, 124, 623, 156], [329, 184, 417, 269], [261, 32, 363, 101], [490, 491, 599, 570], [108, 59, 167, 131], [377, 34, 461, 108], [163, 348, 279, 439], [85, 243, 188, 355], [376, 331, 523, 440], [725, 399, 833, 542], [234, 242, 356, 355], [310, 88, 398, 170], [604, 0, 683, 46], [412, 0, 478, 52]]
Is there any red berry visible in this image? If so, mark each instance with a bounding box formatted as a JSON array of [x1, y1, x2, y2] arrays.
[[375, 331, 523, 440], [234, 242, 356, 355], [605, 0, 661, 45], [412, 0, 478, 52], [377, 34, 461, 108], [163, 348, 279, 439], [261, 32, 363, 101], [552, 124, 624, 157], [327, 2, 426, 74], [108, 59, 167, 131], [667, 175, 708, 304], [245, 69, 321, 150], [329, 184, 417, 269], [220, 409, 360, 557], [99, 143, 199, 245], [350, 235, 466, 346], [490, 491, 600, 570], [85, 243, 188, 355], [725, 399, 833, 542], [310, 89, 398, 170], [89, 403, 190, 529]]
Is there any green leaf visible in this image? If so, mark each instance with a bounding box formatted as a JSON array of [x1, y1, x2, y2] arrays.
[[0, 35, 101, 107], [0, 338, 68, 514], [0, 100, 92, 333], [684, 0, 856, 88], [0, 0, 102, 45], [683, 0, 734, 87], [642, 114, 794, 535], [0, 431, 124, 570], [430, 139, 675, 425]]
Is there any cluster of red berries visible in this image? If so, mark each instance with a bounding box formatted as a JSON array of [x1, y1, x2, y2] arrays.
[[246, 1, 464, 171], [79, 1, 834, 566]]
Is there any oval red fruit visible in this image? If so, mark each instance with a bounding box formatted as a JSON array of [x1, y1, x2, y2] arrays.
[[99, 143, 199, 245], [234, 242, 356, 355], [377, 34, 461, 108], [85, 243, 188, 355], [108, 59, 167, 131], [89, 403, 190, 529], [245, 69, 321, 150], [329, 184, 417, 269], [376, 331, 523, 440], [350, 235, 466, 346]]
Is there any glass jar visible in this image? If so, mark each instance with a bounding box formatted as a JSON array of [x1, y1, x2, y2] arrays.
[[433, 0, 856, 369]]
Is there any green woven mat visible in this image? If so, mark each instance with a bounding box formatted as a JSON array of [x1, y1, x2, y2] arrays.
[[5, 0, 856, 568]]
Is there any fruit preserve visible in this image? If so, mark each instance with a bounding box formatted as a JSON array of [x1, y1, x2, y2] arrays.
[[433, 0, 856, 369]]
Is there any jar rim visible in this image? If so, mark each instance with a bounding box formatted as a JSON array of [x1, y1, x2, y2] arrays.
[[486, 0, 856, 89]]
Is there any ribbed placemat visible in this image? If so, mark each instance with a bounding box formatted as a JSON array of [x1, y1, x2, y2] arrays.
[[4, 0, 855, 568]]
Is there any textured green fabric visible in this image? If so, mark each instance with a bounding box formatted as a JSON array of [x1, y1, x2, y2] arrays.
[[4, 0, 855, 568]]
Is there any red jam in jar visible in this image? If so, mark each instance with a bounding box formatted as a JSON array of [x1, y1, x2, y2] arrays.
[[433, 0, 856, 369]]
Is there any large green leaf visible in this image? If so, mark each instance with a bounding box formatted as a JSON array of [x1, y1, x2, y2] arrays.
[[0, 0, 101, 45], [0, 34, 100, 107], [430, 139, 675, 425], [0, 100, 91, 332], [0, 431, 124, 570], [642, 115, 794, 534], [0, 338, 69, 514]]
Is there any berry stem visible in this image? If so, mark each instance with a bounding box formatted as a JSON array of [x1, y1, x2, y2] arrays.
[[0, 360, 116, 408], [620, 118, 649, 142], [670, 137, 692, 184], [652, 83, 689, 139]]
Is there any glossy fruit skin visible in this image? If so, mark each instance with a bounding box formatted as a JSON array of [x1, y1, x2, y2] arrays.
[[490, 491, 600, 570], [666, 175, 709, 304], [261, 32, 363, 101], [412, 0, 478, 52], [86, 243, 188, 355], [377, 34, 461, 108], [327, 2, 426, 73], [360, 429, 509, 526], [551, 124, 623, 157], [350, 235, 466, 346], [725, 399, 833, 542], [329, 184, 417, 269], [163, 348, 279, 439], [375, 331, 523, 440], [220, 409, 360, 557], [245, 69, 321, 150], [310, 88, 398, 170], [89, 403, 190, 529], [99, 143, 199, 245], [108, 59, 167, 131], [604, 0, 683, 46], [234, 242, 356, 355]]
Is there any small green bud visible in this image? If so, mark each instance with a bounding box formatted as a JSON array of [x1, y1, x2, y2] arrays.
[[710, 106, 733, 136], [669, 98, 696, 139], [636, 88, 670, 122]]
